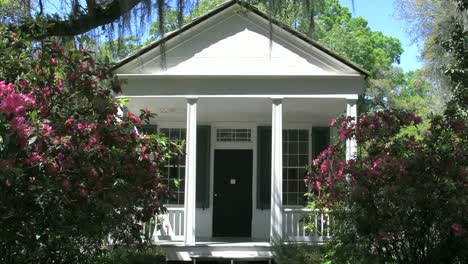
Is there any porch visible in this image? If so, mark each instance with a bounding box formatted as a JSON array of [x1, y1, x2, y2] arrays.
[[120, 96, 357, 249], [142, 208, 331, 262]]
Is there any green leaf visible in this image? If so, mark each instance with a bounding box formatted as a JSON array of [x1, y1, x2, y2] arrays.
[[30, 110, 38, 121], [28, 135, 38, 145], [116, 98, 130, 106]]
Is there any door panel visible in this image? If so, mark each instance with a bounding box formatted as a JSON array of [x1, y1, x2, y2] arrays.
[[213, 149, 253, 237]]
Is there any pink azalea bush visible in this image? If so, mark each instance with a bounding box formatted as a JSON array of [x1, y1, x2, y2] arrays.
[[306, 110, 467, 263], [0, 28, 182, 263]]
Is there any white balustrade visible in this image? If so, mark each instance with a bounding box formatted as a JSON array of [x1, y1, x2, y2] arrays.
[[282, 208, 332, 242], [143, 206, 185, 242]]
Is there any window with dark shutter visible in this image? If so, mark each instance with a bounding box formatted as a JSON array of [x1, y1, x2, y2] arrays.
[[312, 127, 331, 160], [196, 126, 211, 209], [256, 126, 271, 209]]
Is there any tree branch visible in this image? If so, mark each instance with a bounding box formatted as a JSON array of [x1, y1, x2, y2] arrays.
[[15, 0, 146, 38]]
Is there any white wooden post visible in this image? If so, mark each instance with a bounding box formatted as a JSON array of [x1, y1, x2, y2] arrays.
[[346, 99, 357, 161], [184, 97, 198, 245], [270, 98, 283, 242]]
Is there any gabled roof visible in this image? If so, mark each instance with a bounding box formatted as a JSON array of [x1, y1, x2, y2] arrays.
[[113, 0, 369, 77]]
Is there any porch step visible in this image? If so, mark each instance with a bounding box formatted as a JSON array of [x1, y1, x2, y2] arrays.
[[158, 241, 273, 261]]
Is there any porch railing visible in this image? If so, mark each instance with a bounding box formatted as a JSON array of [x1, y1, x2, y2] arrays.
[[143, 206, 185, 242], [143, 207, 330, 243], [282, 208, 331, 242]]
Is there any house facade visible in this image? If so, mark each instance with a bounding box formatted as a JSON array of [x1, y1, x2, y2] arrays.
[[113, 0, 366, 262]]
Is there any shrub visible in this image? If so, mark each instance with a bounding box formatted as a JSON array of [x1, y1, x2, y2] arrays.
[[0, 27, 182, 262], [272, 243, 327, 264], [306, 110, 468, 263], [90, 245, 167, 264]]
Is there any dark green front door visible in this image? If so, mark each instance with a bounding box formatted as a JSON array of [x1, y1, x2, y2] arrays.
[[213, 149, 253, 237]]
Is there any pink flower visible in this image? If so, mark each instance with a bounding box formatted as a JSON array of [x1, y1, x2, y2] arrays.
[[65, 117, 74, 127], [50, 57, 57, 65], [79, 188, 89, 198], [63, 139, 72, 149], [88, 168, 99, 180], [372, 158, 383, 170], [315, 181, 321, 190], [0, 92, 36, 116], [312, 158, 320, 166], [126, 113, 141, 125], [48, 163, 59, 173], [42, 123, 53, 134], [89, 132, 100, 144], [29, 153, 42, 166], [321, 160, 332, 174], [106, 114, 114, 124], [451, 223, 464, 237], [5, 179, 11, 188], [62, 179, 71, 191], [76, 123, 90, 134], [330, 118, 337, 126], [56, 80, 63, 92], [0, 81, 15, 95], [10, 116, 25, 130]]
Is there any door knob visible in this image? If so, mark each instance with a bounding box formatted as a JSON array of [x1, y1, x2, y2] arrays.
[[214, 193, 218, 198]]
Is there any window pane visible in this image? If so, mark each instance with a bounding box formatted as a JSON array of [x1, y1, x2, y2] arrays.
[[288, 155, 298, 167], [299, 155, 309, 166], [288, 142, 298, 154], [287, 193, 298, 205], [299, 142, 308, 154], [299, 130, 308, 141], [161, 128, 187, 205], [288, 180, 298, 193], [288, 130, 298, 141]]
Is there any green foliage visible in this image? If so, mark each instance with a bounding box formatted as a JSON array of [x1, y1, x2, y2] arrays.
[[441, 15, 467, 118], [94, 36, 143, 63], [148, 8, 182, 41], [0, 25, 182, 263], [89, 245, 166, 264], [190, 0, 228, 20], [395, 0, 465, 115], [314, 1, 403, 74], [272, 243, 328, 264]]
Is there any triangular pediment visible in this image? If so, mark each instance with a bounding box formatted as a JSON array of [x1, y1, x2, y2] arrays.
[[114, 2, 367, 76]]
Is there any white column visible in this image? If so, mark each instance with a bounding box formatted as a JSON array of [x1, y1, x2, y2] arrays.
[[184, 97, 198, 245], [346, 99, 357, 161], [270, 98, 283, 242]]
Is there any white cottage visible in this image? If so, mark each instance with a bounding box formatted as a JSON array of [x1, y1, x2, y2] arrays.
[[113, 0, 367, 262]]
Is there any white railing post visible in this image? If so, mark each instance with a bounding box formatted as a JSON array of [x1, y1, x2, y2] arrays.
[[346, 99, 357, 161], [184, 97, 198, 245], [270, 98, 283, 242]]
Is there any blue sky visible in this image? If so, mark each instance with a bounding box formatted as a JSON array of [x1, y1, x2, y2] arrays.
[[339, 0, 423, 72]]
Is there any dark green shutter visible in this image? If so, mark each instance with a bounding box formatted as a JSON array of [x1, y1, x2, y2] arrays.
[[196, 126, 211, 209], [257, 126, 271, 209], [312, 127, 330, 159], [140, 124, 158, 135]]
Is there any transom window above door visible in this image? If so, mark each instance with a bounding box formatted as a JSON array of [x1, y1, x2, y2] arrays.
[[216, 128, 252, 142]]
